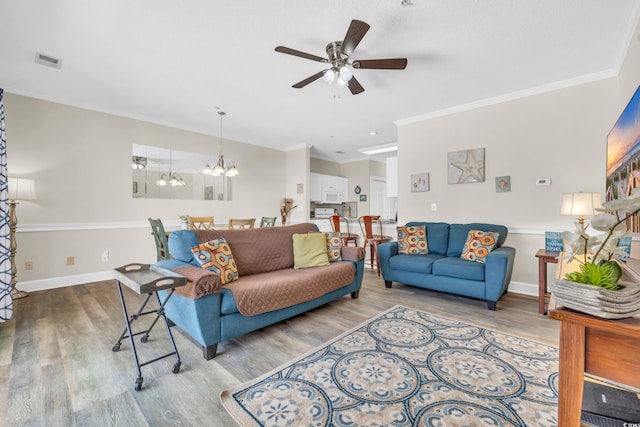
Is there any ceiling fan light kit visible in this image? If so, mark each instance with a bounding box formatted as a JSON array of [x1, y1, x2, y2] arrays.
[[275, 19, 407, 95]]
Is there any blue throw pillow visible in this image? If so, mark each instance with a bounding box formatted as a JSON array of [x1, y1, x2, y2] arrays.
[[168, 230, 199, 263]]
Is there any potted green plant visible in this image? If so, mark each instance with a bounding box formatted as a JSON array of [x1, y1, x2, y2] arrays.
[[550, 191, 640, 318]]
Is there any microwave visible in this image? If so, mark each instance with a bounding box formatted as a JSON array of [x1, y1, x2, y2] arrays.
[[321, 188, 343, 204]]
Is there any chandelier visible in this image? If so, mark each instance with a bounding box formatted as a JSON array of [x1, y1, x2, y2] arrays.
[[203, 111, 239, 177], [156, 149, 186, 186]]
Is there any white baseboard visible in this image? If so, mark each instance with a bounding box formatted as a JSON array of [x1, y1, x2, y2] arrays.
[[16, 271, 115, 293], [507, 281, 537, 297]]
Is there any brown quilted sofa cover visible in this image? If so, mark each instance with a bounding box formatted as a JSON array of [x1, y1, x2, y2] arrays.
[[174, 223, 365, 316]]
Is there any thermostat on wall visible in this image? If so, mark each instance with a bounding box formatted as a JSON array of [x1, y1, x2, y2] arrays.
[[536, 178, 552, 186]]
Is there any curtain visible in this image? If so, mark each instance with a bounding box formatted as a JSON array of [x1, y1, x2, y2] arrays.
[[0, 88, 12, 322]]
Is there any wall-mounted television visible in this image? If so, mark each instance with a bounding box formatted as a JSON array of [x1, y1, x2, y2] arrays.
[[606, 85, 640, 200]]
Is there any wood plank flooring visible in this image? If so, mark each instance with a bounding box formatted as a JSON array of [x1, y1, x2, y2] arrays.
[[0, 270, 559, 426]]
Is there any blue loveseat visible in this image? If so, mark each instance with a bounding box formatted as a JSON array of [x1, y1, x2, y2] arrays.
[[377, 222, 515, 310], [155, 223, 365, 359]]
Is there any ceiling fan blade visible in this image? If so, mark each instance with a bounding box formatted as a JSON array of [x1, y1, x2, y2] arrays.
[[275, 46, 328, 63], [341, 20, 370, 57], [348, 76, 364, 95], [292, 70, 326, 88], [353, 58, 408, 70]]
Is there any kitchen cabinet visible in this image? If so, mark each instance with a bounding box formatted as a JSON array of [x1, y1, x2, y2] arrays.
[[310, 173, 348, 203]]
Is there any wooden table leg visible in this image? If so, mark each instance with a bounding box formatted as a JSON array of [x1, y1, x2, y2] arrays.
[[538, 256, 547, 315], [556, 321, 585, 427]]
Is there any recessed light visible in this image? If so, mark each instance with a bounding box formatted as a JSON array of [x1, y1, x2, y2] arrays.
[[358, 143, 398, 155], [369, 131, 378, 136], [335, 150, 345, 154]]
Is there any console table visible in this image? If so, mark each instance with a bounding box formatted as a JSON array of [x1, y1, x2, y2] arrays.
[[535, 249, 559, 314], [549, 307, 640, 427]]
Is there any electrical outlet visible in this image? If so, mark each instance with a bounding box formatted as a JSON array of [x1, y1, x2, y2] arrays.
[[431, 203, 437, 212], [25, 261, 33, 270], [101, 250, 109, 261], [66, 256, 75, 266]]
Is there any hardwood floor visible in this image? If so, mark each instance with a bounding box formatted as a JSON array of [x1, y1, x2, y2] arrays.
[[0, 270, 559, 426]]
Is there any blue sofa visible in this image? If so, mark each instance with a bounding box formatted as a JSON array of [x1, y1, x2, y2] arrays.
[[155, 223, 365, 359], [377, 222, 515, 310]]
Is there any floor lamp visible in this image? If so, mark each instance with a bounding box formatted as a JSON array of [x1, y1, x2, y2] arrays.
[[8, 177, 36, 299]]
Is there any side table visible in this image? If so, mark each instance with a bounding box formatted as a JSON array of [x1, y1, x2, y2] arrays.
[[112, 263, 186, 391], [535, 249, 559, 314], [549, 307, 640, 426]]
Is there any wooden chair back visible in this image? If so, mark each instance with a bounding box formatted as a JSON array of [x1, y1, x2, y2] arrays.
[[228, 218, 256, 229], [188, 216, 215, 230], [148, 218, 170, 261], [260, 217, 277, 227]]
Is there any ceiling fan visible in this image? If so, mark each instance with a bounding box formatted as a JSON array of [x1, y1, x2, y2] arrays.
[[275, 19, 407, 95]]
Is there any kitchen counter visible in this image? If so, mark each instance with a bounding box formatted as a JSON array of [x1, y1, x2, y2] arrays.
[[310, 218, 397, 242]]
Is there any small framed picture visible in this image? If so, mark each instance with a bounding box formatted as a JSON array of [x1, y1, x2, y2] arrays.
[[495, 176, 511, 193], [359, 195, 367, 202], [411, 173, 430, 192]]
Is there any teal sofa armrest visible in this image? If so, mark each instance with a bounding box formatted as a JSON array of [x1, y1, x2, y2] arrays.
[[378, 241, 398, 279], [484, 246, 516, 302]]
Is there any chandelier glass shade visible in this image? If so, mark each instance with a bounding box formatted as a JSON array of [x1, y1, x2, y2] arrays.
[[155, 149, 185, 187], [203, 110, 239, 177], [156, 172, 186, 187]]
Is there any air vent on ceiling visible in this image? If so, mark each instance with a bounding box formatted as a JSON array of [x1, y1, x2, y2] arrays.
[[35, 52, 62, 69]]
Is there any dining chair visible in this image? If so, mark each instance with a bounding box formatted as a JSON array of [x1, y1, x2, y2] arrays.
[[260, 216, 277, 227], [188, 216, 215, 230], [148, 218, 170, 261], [358, 215, 393, 276], [330, 215, 359, 247], [228, 218, 256, 229]]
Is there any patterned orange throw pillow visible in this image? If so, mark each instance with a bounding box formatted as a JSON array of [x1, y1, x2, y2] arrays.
[[397, 225, 428, 254], [460, 230, 500, 263], [191, 238, 239, 284], [325, 232, 343, 261]]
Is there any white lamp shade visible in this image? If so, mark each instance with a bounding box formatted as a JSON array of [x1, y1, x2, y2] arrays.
[[339, 65, 353, 82], [560, 192, 602, 217], [322, 69, 336, 84], [8, 177, 37, 201]]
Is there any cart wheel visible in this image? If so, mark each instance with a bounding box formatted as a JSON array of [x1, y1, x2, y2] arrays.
[[140, 336, 148, 343], [134, 377, 143, 392], [112, 344, 121, 352], [171, 361, 181, 374]]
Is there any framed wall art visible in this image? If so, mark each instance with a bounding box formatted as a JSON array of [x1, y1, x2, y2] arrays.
[[411, 173, 430, 192], [359, 195, 367, 202], [447, 148, 485, 184], [495, 176, 511, 193]]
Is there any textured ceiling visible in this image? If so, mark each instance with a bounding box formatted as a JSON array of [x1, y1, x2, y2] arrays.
[[1, 0, 639, 162]]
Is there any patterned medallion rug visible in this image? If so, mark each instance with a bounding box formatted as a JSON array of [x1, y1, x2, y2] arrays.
[[220, 305, 559, 426]]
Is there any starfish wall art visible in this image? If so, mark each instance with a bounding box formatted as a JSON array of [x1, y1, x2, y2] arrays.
[[448, 148, 485, 184]]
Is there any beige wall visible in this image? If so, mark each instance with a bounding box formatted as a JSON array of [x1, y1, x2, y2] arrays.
[[397, 50, 640, 292], [310, 158, 342, 176], [285, 146, 310, 223], [6, 94, 287, 288]]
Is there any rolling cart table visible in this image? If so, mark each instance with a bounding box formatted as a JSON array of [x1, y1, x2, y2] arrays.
[[112, 263, 186, 391]]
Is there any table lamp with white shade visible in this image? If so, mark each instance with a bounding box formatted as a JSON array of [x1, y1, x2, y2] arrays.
[[7, 177, 36, 299], [560, 192, 602, 230]]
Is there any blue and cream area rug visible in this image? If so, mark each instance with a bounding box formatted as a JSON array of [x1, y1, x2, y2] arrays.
[[220, 306, 559, 426]]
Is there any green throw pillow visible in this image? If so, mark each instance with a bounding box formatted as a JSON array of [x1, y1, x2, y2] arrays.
[[293, 233, 330, 269]]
